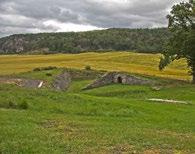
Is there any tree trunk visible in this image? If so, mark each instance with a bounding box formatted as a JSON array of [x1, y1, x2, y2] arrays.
[[192, 64, 195, 84], [193, 75, 195, 84], [193, 73, 195, 84]]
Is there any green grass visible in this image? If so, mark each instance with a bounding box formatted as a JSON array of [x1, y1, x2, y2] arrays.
[[0, 69, 195, 153]]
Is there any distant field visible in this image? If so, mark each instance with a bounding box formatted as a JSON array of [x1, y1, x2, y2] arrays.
[[0, 52, 190, 81]]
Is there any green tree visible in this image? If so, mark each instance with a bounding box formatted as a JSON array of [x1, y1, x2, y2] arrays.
[[159, 0, 195, 83]]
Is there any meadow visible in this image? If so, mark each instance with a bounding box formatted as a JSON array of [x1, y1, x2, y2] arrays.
[[0, 52, 195, 153], [0, 52, 190, 81]]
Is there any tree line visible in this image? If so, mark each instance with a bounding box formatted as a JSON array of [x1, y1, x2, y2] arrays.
[[0, 28, 170, 54]]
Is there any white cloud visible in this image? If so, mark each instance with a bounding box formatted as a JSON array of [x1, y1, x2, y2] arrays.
[[43, 20, 103, 32]]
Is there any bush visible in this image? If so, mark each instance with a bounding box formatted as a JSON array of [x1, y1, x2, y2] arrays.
[[33, 68, 41, 71], [8, 101, 17, 109], [42, 66, 57, 71], [0, 101, 29, 110], [46, 73, 52, 76], [18, 102, 29, 110], [85, 65, 91, 70], [33, 66, 57, 72]]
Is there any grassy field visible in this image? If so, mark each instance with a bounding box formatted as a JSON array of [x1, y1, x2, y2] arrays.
[[0, 52, 195, 153], [0, 52, 191, 81], [0, 67, 195, 153]]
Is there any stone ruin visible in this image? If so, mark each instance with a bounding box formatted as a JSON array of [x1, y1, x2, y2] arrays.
[[0, 77, 44, 88], [52, 72, 71, 91], [83, 72, 151, 90], [0, 72, 72, 91], [0, 71, 152, 91]]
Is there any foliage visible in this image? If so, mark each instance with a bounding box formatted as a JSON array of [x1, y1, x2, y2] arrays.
[[85, 65, 91, 70], [33, 66, 58, 72], [18, 101, 29, 110], [159, 0, 195, 83], [0, 28, 170, 54], [0, 100, 28, 110]]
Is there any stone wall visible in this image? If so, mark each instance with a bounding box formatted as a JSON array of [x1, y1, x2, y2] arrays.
[[83, 72, 151, 90], [52, 72, 71, 91]]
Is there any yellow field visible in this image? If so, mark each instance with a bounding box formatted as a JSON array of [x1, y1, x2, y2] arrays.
[[0, 52, 191, 81]]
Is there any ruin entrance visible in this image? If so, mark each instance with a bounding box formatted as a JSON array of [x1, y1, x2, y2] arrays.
[[117, 76, 123, 83]]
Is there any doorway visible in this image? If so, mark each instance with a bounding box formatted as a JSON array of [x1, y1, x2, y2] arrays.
[[117, 76, 123, 83]]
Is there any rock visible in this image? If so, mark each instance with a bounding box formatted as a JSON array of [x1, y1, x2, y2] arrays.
[[148, 98, 190, 105], [151, 86, 162, 91], [52, 72, 71, 91]]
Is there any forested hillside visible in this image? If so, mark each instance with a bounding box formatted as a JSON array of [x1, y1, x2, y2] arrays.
[[0, 28, 170, 54]]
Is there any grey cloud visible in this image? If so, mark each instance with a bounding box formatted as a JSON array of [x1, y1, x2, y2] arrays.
[[0, 0, 188, 37]]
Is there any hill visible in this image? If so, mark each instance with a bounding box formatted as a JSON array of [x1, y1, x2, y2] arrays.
[[0, 28, 170, 54]]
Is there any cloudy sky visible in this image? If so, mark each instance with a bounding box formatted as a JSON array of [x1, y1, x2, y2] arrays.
[[0, 0, 188, 37]]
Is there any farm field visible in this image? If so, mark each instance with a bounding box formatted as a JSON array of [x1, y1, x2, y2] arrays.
[[0, 52, 195, 153], [0, 52, 190, 81]]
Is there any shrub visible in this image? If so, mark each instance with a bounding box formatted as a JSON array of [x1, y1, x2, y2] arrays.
[[46, 73, 52, 76], [8, 101, 17, 109], [33, 66, 57, 72], [85, 65, 91, 70], [18, 102, 29, 110], [43, 66, 57, 71], [33, 68, 41, 71], [0, 101, 29, 110]]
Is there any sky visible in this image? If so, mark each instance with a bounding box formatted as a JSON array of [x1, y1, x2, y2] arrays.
[[0, 0, 188, 37]]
